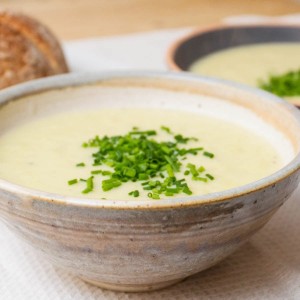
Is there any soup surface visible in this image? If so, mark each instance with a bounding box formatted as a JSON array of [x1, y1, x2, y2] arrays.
[[0, 107, 286, 200], [189, 43, 300, 102]]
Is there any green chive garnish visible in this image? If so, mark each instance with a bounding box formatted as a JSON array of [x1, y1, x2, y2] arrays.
[[76, 162, 85, 167], [152, 193, 160, 200], [206, 174, 215, 180], [129, 190, 140, 197], [166, 164, 174, 177], [187, 163, 198, 176], [182, 186, 192, 195], [193, 177, 208, 182], [165, 191, 174, 196], [198, 166, 206, 172], [138, 173, 149, 180], [161, 126, 172, 134], [258, 68, 300, 97], [129, 130, 157, 136], [91, 170, 102, 174], [102, 178, 122, 191], [82, 176, 94, 194], [68, 179, 78, 185], [102, 171, 112, 176], [203, 151, 214, 158], [69, 126, 215, 199], [123, 167, 136, 178]]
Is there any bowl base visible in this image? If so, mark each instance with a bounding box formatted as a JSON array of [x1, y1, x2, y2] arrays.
[[80, 276, 185, 292]]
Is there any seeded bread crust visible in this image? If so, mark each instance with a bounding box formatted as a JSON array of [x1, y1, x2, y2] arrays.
[[0, 11, 69, 89]]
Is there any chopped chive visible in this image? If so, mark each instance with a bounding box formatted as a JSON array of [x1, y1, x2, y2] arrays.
[[184, 170, 190, 176], [138, 173, 149, 180], [123, 167, 136, 178], [166, 188, 179, 193], [164, 155, 179, 171], [166, 164, 174, 177], [198, 166, 206, 172], [102, 171, 112, 176], [161, 145, 172, 154], [91, 170, 102, 174], [129, 130, 157, 136], [161, 126, 172, 134], [149, 180, 157, 187], [193, 177, 208, 182], [152, 193, 160, 200], [68, 179, 78, 185], [143, 186, 152, 191], [174, 134, 198, 144], [102, 178, 122, 191], [182, 186, 192, 195], [82, 176, 94, 194], [76, 162, 85, 167], [206, 174, 215, 180], [203, 151, 214, 158], [187, 163, 198, 176], [129, 190, 140, 197], [176, 178, 186, 183], [165, 191, 174, 196]]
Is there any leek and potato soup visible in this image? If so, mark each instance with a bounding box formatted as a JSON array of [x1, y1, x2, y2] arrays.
[[0, 86, 293, 200], [189, 43, 300, 102]]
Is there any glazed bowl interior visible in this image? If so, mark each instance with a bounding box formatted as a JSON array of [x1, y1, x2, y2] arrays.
[[169, 24, 300, 71], [0, 72, 300, 209]]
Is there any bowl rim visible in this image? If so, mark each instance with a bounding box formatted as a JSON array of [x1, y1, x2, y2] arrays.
[[166, 22, 300, 72], [0, 71, 300, 210]]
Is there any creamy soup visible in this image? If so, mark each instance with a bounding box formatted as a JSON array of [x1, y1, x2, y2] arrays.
[[0, 106, 288, 200], [189, 43, 300, 102]]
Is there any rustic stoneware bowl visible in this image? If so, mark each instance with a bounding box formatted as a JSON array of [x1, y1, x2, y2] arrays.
[[167, 24, 300, 106], [0, 72, 300, 292]]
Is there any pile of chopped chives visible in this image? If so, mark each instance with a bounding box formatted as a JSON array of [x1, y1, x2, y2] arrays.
[[68, 126, 215, 199], [258, 68, 300, 97]]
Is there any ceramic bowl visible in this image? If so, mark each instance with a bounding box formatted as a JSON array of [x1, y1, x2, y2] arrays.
[[167, 24, 300, 106], [0, 72, 300, 292]]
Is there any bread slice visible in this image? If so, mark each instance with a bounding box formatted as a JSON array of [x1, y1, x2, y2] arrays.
[[0, 10, 69, 89]]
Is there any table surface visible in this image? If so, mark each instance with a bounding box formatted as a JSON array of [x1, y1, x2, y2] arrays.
[[2, 0, 300, 40]]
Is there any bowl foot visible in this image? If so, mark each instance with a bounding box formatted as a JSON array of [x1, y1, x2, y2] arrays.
[[80, 277, 185, 292]]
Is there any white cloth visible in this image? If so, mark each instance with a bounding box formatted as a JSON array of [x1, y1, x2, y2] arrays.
[[1, 14, 300, 300], [64, 28, 192, 72]]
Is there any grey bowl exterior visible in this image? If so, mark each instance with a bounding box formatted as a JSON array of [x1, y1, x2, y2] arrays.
[[1, 174, 299, 291], [0, 72, 300, 292]]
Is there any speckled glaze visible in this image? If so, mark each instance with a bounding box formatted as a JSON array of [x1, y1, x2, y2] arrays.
[[0, 72, 300, 292]]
